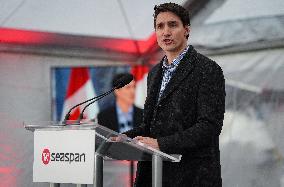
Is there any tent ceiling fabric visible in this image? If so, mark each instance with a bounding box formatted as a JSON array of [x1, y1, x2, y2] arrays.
[[191, 15, 284, 48], [0, 0, 186, 40], [190, 0, 284, 49], [1, 0, 283, 51], [210, 48, 284, 91], [205, 0, 284, 24]]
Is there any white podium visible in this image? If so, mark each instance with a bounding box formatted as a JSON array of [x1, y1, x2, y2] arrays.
[[24, 121, 181, 187]]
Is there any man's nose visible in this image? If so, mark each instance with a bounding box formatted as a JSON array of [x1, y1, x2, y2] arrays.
[[163, 26, 171, 36]]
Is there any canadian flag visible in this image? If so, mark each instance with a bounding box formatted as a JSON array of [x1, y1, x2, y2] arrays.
[[61, 68, 99, 121], [131, 65, 149, 109]]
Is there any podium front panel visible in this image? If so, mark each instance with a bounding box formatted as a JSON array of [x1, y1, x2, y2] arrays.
[[33, 129, 95, 184]]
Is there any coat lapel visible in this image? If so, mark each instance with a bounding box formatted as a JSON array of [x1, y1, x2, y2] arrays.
[[158, 46, 197, 102], [144, 63, 163, 119], [147, 63, 163, 104]]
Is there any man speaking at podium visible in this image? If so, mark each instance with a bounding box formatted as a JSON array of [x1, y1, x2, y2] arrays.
[[124, 3, 226, 187]]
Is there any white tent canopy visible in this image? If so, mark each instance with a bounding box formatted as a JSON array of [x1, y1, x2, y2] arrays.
[[190, 0, 284, 49], [0, 0, 186, 40], [211, 48, 284, 91]]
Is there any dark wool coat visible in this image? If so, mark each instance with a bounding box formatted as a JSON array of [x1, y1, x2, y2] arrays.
[[125, 45, 225, 187], [97, 105, 143, 132]]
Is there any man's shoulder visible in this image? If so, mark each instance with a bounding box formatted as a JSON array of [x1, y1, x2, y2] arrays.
[[133, 105, 143, 113], [149, 62, 162, 74], [191, 48, 223, 73]]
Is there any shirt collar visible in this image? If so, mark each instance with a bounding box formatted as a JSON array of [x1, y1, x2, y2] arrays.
[[116, 103, 134, 116], [162, 45, 189, 69]]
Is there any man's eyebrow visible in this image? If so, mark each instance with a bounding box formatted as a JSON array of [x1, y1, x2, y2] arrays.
[[168, 20, 178, 24], [156, 22, 164, 26], [156, 22, 164, 25]]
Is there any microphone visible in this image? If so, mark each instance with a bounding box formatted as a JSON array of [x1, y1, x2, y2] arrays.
[[62, 74, 133, 124], [77, 73, 134, 121], [113, 73, 133, 89]]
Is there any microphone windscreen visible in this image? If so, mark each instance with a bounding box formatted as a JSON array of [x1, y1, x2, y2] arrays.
[[113, 74, 134, 89]]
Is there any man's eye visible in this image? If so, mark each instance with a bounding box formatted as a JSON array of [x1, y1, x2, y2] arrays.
[[169, 23, 177, 27], [157, 25, 162, 29]]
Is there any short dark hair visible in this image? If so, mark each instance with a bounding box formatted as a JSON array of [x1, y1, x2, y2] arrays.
[[153, 3, 190, 39], [112, 72, 134, 88]]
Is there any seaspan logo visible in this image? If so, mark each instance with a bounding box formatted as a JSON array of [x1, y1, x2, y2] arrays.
[[42, 148, 51, 165], [41, 148, 86, 165]]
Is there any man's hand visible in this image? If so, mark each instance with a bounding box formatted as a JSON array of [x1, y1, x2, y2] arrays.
[[109, 134, 128, 142], [134, 136, 160, 150]]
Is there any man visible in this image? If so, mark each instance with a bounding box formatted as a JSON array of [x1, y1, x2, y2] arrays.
[[124, 3, 225, 187], [97, 73, 143, 133], [97, 73, 143, 187]]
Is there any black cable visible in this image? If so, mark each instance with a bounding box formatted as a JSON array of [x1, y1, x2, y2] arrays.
[[1, 0, 28, 26], [117, 0, 141, 56]]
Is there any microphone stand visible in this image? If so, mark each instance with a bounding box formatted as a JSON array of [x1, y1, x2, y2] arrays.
[[77, 88, 116, 121], [62, 87, 116, 125]]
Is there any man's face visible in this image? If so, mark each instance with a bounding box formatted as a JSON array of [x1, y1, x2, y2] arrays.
[[114, 80, 136, 105], [155, 11, 189, 54]]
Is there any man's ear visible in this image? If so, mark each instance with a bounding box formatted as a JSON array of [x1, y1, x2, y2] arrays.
[[185, 26, 190, 37], [114, 90, 118, 97]]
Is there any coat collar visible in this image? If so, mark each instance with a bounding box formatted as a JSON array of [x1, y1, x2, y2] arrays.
[[142, 62, 163, 119], [157, 45, 197, 102]]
